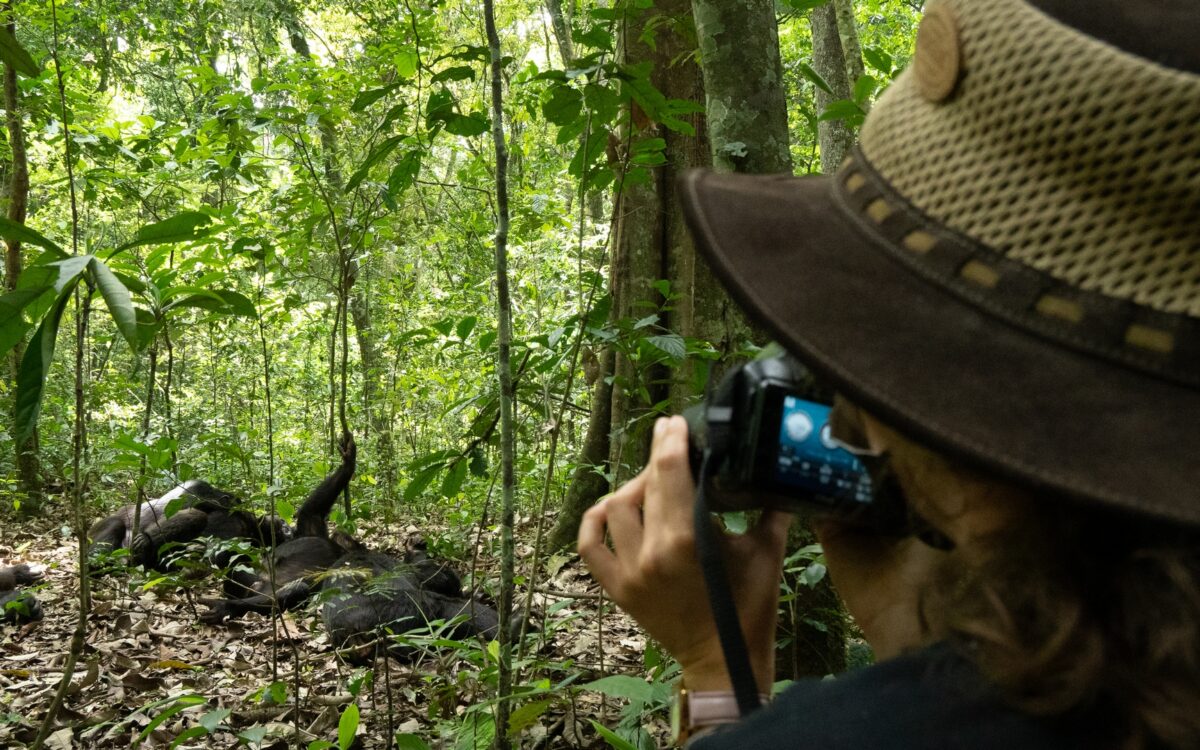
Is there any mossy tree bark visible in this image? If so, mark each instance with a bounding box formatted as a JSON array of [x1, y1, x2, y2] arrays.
[[810, 1, 855, 172]]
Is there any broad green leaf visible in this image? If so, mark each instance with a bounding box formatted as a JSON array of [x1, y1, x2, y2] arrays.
[[403, 464, 442, 502], [0, 217, 65, 256], [588, 721, 640, 750], [508, 699, 553, 736], [785, 0, 830, 11], [215, 290, 257, 318], [346, 136, 405, 192], [646, 334, 686, 361], [583, 675, 656, 704], [337, 704, 359, 750], [0, 288, 45, 356], [445, 112, 488, 137], [0, 27, 39, 77], [542, 85, 583, 126], [388, 151, 422, 195], [14, 288, 73, 444], [431, 65, 475, 83], [49, 255, 91, 294], [853, 74, 879, 105], [862, 46, 894, 75], [351, 83, 400, 112], [114, 212, 212, 254], [796, 62, 833, 95], [818, 98, 865, 123], [456, 316, 477, 340], [169, 726, 210, 749], [440, 459, 468, 498], [392, 734, 430, 750], [89, 257, 138, 349]]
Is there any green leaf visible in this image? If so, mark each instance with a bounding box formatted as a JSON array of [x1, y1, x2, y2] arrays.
[[0, 288, 44, 357], [89, 257, 138, 349], [646, 334, 686, 361], [198, 708, 231, 732], [388, 151, 422, 195], [440, 460, 468, 498], [136, 694, 205, 745], [0, 217, 65, 256], [785, 0, 830, 11], [445, 112, 489, 137], [216, 290, 257, 318], [852, 74, 878, 105], [351, 83, 401, 112], [800, 562, 828, 587], [393, 734, 431, 750], [542, 85, 582, 126], [403, 464, 442, 502], [169, 726, 210, 749], [432, 65, 475, 83], [346, 135, 405, 192], [796, 62, 833, 96], [478, 329, 497, 352], [14, 287, 73, 444], [337, 704, 359, 750], [508, 699, 553, 736], [0, 27, 39, 77], [115, 212, 212, 254], [818, 98, 865, 123], [862, 46, 894, 75], [583, 675, 656, 704], [588, 721, 640, 750], [456, 315, 477, 340]]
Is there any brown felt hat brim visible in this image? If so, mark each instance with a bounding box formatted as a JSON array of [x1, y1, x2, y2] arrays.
[[679, 169, 1199, 523]]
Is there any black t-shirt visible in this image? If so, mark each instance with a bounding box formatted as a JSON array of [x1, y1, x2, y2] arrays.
[[692, 644, 1081, 749]]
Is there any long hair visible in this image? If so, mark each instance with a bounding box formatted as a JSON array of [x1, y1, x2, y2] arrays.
[[916, 476, 1200, 749]]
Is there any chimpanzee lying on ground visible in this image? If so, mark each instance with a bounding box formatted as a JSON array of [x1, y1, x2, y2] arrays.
[[199, 432, 359, 623], [89, 478, 290, 572], [320, 546, 503, 664], [0, 564, 44, 624]]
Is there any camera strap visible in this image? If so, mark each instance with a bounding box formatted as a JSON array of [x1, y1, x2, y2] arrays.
[[694, 448, 764, 718]]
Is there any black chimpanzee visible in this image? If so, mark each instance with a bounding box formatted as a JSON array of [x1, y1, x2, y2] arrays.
[[88, 479, 290, 572], [319, 547, 502, 664], [0, 564, 44, 624], [199, 432, 359, 624]]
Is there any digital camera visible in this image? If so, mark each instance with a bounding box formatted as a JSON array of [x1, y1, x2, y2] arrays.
[[684, 352, 905, 529]]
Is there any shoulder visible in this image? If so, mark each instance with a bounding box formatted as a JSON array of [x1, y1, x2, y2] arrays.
[[692, 645, 1071, 750]]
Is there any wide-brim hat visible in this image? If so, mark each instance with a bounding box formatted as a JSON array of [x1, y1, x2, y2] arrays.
[[679, 0, 1200, 523]]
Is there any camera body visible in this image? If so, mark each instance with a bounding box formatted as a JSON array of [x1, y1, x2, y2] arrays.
[[684, 353, 903, 528]]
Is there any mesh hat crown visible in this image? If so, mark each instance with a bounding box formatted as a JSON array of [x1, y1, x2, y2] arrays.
[[679, 0, 1200, 523]]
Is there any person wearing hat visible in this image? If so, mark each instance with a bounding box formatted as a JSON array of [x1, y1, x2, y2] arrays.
[[578, 0, 1200, 747]]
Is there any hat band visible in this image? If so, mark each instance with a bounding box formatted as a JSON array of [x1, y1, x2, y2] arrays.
[[835, 149, 1200, 390]]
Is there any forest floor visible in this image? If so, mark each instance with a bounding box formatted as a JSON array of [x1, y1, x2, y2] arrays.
[[0, 500, 662, 749]]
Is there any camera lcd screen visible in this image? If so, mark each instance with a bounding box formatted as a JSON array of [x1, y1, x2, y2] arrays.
[[772, 396, 872, 504]]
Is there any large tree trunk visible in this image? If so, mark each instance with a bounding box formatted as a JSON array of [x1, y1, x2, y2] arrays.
[[810, 2, 855, 173], [554, 0, 710, 541], [2, 3, 42, 513], [834, 0, 866, 104], [693, 0, 847, 679]]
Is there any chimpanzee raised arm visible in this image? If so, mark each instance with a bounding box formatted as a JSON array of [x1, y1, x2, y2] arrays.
[[200, 431, 359, 624]]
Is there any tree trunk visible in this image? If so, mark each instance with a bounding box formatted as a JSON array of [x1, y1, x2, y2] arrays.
[[2, 3, 42, 513], [554, 0, 710, 543], [693, 0, 847, 679], [834, 0, 866, 104], [547, 347, 613, 551], [692, 0, 791, 175], [349, 291, 397, 494], [810, 2, 854, 173]]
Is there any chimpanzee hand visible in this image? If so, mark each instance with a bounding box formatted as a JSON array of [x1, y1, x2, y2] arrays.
[[198, 598, 229, 625], [338, 431, 356, 466]]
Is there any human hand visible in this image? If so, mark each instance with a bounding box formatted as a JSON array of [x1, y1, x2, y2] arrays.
[[578, 415, 793, 693]]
